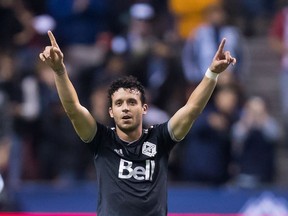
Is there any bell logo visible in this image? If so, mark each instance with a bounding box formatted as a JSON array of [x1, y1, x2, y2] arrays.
[[142, 142, 157, 157], [118, 159, 155, 181]]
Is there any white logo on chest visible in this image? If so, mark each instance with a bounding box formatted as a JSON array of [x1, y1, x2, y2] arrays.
[[118, 159, 155, 181], [142, 142, 157, 157]]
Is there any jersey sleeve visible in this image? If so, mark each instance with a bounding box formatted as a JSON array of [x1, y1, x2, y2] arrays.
[[153, 121, 178, 153], [85, 122, 110, 155]]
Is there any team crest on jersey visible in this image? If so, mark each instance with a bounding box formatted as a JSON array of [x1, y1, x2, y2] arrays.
[[142, 142, 157, 157]]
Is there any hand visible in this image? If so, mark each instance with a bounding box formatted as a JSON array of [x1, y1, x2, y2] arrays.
[[209, 38, 236, 73], [39, 31, 65, 75]]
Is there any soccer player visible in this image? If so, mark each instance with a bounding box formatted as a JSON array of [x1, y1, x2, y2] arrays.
[[39, 31, 236, 216]]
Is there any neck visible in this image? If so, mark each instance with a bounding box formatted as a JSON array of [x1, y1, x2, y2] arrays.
[[116, 127, 142, 143]]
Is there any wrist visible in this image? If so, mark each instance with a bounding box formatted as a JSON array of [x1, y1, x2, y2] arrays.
[[205, 68, 219, 81], [54, 70, 65, 76], [54, 64, 66, 76]]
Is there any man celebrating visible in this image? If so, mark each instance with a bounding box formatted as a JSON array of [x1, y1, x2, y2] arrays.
[[39, 31, 236, 216]]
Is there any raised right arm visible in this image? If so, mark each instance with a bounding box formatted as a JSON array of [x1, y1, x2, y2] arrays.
[[39, 31, 97, 142]]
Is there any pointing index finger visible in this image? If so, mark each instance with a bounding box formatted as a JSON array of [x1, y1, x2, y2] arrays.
[[216, 38, 226, 56], [48, 30, 59, 48]]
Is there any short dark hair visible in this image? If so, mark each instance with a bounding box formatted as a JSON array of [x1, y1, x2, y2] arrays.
[[108, 75, 146, 107]]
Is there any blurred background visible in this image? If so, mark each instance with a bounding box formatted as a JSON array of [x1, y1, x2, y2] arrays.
[[1, 0, 288, 214]]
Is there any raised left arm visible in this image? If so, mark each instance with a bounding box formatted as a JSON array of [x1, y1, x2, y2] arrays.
[[169, 38, 236, 141]]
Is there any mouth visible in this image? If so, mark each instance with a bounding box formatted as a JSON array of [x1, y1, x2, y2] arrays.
[[122, 115, 132, 120]]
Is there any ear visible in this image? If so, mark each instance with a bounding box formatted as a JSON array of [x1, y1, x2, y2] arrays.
[[142, 104, 148, 115], [109, 107, 114, 118]]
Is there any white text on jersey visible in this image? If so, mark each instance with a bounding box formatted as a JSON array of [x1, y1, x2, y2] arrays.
[[118, 159, 155, 181]]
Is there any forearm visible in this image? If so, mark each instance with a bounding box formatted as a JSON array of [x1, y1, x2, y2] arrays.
[[53, 67, 80, 115], [39, 31, 97, 141], [169, 38, 235, 140], [53, 67, 97, 141], [186, 75, 217, 117], [169, 74, 217, 140]]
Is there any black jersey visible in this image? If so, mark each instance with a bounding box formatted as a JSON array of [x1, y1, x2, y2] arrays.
[[87, 121, 177, 216]]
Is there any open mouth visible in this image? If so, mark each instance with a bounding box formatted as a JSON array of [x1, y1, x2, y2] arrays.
[[122, 115, 132, 120]]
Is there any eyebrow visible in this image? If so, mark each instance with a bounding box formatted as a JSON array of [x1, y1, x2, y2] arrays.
[[114, 97, 138, 103]]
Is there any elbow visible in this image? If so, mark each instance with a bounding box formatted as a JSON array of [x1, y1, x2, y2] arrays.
[[65, 109, 76, 119]]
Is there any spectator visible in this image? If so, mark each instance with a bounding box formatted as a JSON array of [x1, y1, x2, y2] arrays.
[[0, 86, 13, 210], [128, 39, 186, 112], [0, 0, 35, 51], [114, 3, 187, 113], [177, 84, 241, 185], [46, 0, 112, 46], [46, 0, 113, 76], [236, 0, 276, 37], [269, 2, 288, 143], [115, 3, 158, 59], [231, 96, 280, 188], [182, 3, 247, 86], [0, 52, 26, 186], [35, 62, 89, 182], [0, 92, 12, 189], [168, 0, 221, 40]]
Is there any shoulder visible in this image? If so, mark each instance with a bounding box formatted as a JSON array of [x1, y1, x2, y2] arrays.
[[148, 121, 179, 143], [86, 122, 115, 144], [85, 122, 116, 153], [147, 122, 168, 132]]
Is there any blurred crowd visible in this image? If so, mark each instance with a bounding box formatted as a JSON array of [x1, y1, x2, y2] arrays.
[[0, 0, 287, 207]]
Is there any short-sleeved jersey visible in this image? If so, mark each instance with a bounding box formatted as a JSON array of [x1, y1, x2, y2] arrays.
[[87, 121, 177, 216]]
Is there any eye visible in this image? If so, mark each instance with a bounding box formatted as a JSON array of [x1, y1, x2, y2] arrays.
[[115, 100, 122, 106], [129, 99, 137, 105]]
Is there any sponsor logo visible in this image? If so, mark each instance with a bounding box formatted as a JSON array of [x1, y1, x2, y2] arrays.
[[118, 159, 155, 181], [142, 141, 157, 157]]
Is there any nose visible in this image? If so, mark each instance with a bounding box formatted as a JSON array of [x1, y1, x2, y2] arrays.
[[122, 102, 129, 112]]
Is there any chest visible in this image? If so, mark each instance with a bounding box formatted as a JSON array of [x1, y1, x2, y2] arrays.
[[96, 134, 166, 182]]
